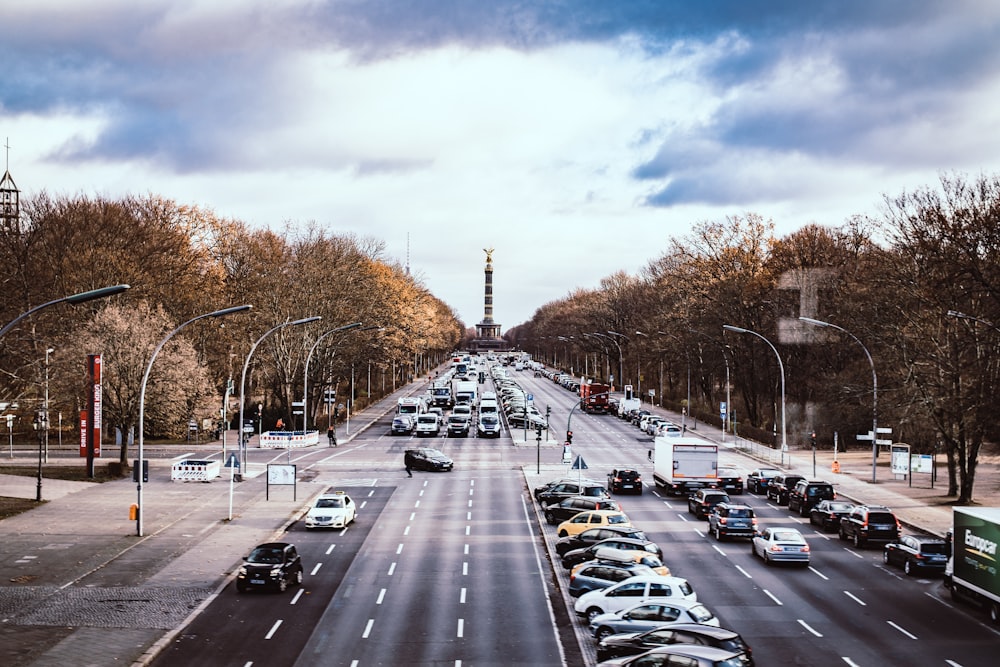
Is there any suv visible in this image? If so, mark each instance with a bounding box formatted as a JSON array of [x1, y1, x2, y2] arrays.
[[236, 542, 303, 593], [766, 474, 805, 505], [707, 503, 757, 541], [404, 447, 453, 472], [838, 504, 901, 548], [687, 489, 731, 520], [787, 479, 836, 516], [535, 479, 610, 506], [545, 496, 622, 525], [608, 468, 643, 494]]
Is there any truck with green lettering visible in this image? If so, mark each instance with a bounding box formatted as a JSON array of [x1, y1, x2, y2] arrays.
[[945, 507, 1000, 624]]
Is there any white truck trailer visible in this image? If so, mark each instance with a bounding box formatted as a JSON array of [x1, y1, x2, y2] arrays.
[[652, 436, 719, 496]]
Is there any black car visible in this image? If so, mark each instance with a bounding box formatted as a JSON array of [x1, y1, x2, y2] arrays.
[[561, 536, 664, 570], [404, 447, 454, 472], [883, 534, 950, 575], [608, 468, 643, 494], [715, 466, 744, 494], [534, 479, 610, 506], [596, 623, 755, 664], [766, 474, 805, 505], [555, 525, 651, 556], [787, 479, 836, 516], [746, 467, 781, 494], [236, 542, 303, 593], [809, 500, 856, 531], [687, 489, 731, 520], [707, 503, 756, 541], [839, 504, 901, 548], [544, 496, 622, 525]]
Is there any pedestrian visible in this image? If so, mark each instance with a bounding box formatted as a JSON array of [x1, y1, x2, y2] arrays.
[[405, 458, 412, 477], [327, 426, 337, 447]]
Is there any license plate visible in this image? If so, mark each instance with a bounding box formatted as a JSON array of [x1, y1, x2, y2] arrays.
[[623, 484, 633, 489], [250, 579, 266, 585]]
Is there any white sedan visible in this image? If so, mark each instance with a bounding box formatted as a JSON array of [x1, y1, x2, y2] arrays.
[[750, 526, 810, 566], [305, 491, 356, 530]]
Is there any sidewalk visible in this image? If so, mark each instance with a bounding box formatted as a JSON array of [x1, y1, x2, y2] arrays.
[[0, 383, 419, 667]]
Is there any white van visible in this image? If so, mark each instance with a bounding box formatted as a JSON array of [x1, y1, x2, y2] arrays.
[[414, 413, 441, 437]]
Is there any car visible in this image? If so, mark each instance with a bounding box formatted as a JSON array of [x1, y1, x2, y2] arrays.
[[446, 414, 470, 437], [557, 509, 632, 537], [746, 467, 780, 494], [544, 496, 622, 525], [883, 534, 950, 575], [715, 466, 744, 494], [535, 479, 611, 506], [838, 504, 901, 548], [589, 600, 720, 642], [575, 574, 697, 622], [477, 413, 502, 437], [507, 412, 548, 429], [657, 422, 683, 437], [750, 526, 810, 566], [561, 537, 664, 570], [595, 623, 755, 664], [304, 491, 356, 529], [413, 413, 441, 437], [390, 415, 414, 435], [688, 489, 731, 520], [595, 643, 750, 667], [235, 542, 304, 593], [787, 479, 836, 516], [809, 500, 856, 531], [644, 417, 667, 435], [568, 560, 661, 598], [608, 468, 643, 494], [766, 474, 805, 505], [555, 525, 652, 556], [707, 503, 757, 541], [404, 447, 454, 472]]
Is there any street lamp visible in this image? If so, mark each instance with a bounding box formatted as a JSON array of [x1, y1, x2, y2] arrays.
[[686, 329, 732, 442], [0, 284, 131, 340], [238, 316, 322, 475], [607, 331, 628, 392], [647, 330, 692, 431], [590, 332, 623, 390], [799, 317, 879, 482], [723, 324, 786, 460], [136, 304, 252, 536], [303, 322, 363, 431]]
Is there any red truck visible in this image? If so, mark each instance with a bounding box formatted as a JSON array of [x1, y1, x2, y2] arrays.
[[579, 381, 611, 414]]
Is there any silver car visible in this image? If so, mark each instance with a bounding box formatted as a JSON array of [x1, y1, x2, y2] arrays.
[[589, 599, 719, 642], [750, 526, 810, 566]]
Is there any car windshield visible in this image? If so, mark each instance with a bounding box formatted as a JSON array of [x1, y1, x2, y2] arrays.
[[728, 508, 751, 517], [248, 547, 283, 564], [425, 449, 446, 457], [316, 498, 343, 508], [869, 513, 896, 523], [921, 542, 949, 554], [758, 469, 780, 476], [828, 502, 853, 511], [687, 604, 714, 623], [607, 514, 629, 525], [772, 531, 805, 543]]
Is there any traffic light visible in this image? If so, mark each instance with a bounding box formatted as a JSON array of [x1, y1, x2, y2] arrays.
[[811, 432, 817, 448], [566, 430, 573, 444]]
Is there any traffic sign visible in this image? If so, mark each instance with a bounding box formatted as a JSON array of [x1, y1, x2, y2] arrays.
[[571, 455, 588, 470], [875, 438, 893, 445], [876, 427, 893, 434], [856, 433, 873, 441]]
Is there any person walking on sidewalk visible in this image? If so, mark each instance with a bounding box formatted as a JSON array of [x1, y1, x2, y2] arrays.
[[405, 458, 413, 477], [327, 426, 337, 447]]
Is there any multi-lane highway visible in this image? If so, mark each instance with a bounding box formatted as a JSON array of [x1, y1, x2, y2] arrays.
[[153, 366, 1000, 667]]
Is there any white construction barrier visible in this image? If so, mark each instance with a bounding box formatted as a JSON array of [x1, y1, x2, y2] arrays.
[[259, 430, 320, 449], [171, 459, 222, 482]]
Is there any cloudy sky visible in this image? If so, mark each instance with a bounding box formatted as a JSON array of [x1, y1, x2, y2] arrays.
[[3, 1, 1000, 328]]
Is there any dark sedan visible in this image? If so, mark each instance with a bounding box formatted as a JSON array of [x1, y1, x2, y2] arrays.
[[555, 525, 651, 557], [235, 542, 303, 593], [404, 447, 454, 472], [544, 496, 622, 525], [883, 534, 950, 575], [561, 536, 664, 570], [809, 500, 856, 531], [746, 468, 780, 494], [596, 623, 755, 664]]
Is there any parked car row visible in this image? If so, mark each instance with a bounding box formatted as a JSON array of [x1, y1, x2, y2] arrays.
[[532, 474, 756, 666]]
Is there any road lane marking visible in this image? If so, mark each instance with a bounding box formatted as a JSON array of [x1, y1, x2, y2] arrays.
[[387, 562, 396, 576], [291, 589, 304, 604], [464, 544, 470, 554], [465, 525, 471, 536], [404, 525, 411, 535], [325, 544, 336, 555], [264, 620, 283, 639], [362, 619, 374, 638], [463, 562, 468, 576], [842, 658, 862, 666], [414, 500, 421, 508], [396, 543, 404, 554], [467, 511, 472, 520], [410, 512, 416, 520], [764, 589, 783, 605], [711, 544, 726, 556], [460, 587, 467, 603], [735, 565, 752, 579], [310, 563, 323, 575], [887, 620, 918, 639], [376, 588, 386, 604], [844, 591, 867, 606], [797, 619, 822, 637], [457, 618, 464, 638], [809, 567, 829, 580]]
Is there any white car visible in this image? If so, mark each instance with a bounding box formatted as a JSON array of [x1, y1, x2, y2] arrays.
[[414, 413, 441, 436], [574, 574, 697, 622], [305, 491, 356, 529]]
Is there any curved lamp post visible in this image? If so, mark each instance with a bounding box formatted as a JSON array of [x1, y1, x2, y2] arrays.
[[607, 331, 629, 391], [0, 284, 131, 340], [136, 304, 252, 536], [303, 322, 363, 431], [238, 316, 322, 471], [724, 324, 786, 462], [686, 328, 732, 442], [799, 317, 879, 483]]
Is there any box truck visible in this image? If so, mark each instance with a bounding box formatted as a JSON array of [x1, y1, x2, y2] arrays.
[[946, 507, 1000, 623], [652, 436, 718, 496], [579, 381, 611, 414]]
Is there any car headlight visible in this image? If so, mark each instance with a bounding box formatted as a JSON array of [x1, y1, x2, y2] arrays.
[[269, 567, 282, 577], [238, 566, 248, 576]]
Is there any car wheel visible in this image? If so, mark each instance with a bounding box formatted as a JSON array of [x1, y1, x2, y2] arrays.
[[714, 525, 723, 541], [295, 569, 304, 586], [904, 560, 913, 576], [883, 550, 890, 564], [799, 505, 809, 518], [586, 607, 603, 623], [558, 530, 568, 538], [839, 527, 848, 541], [595, 626, 615, 642], [763, 552, 772, 565], [853, 533, 864, 549], [277, 577, 288, 593], [545, 513, 556, 525]]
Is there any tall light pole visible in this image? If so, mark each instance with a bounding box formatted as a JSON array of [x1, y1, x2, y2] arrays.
[[303, 322, 363, 431], [649, 330, 692, 430], [238, 316, 321, 473], [686, 329, 731, 442], [590, 332, 622, 390], [799, 317, 879, 482], [607, 331, 628, 392], [724, 325, 786, 460], [136, 304, 252, 536], [0, 284, 131, 340]]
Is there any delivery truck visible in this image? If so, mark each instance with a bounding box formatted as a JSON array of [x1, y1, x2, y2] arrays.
[[651, 436, 718, 496], [579, 381, 611, 414], [946, 506, 1000, 624]]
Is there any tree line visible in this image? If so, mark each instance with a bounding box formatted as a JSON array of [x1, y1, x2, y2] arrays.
[[507, 173, 1000, 504], [0, 193, 463, 467]]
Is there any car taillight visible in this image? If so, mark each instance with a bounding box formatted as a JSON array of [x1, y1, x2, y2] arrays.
[[751, 518, 758, 526], [719, 518, 728, 525]]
